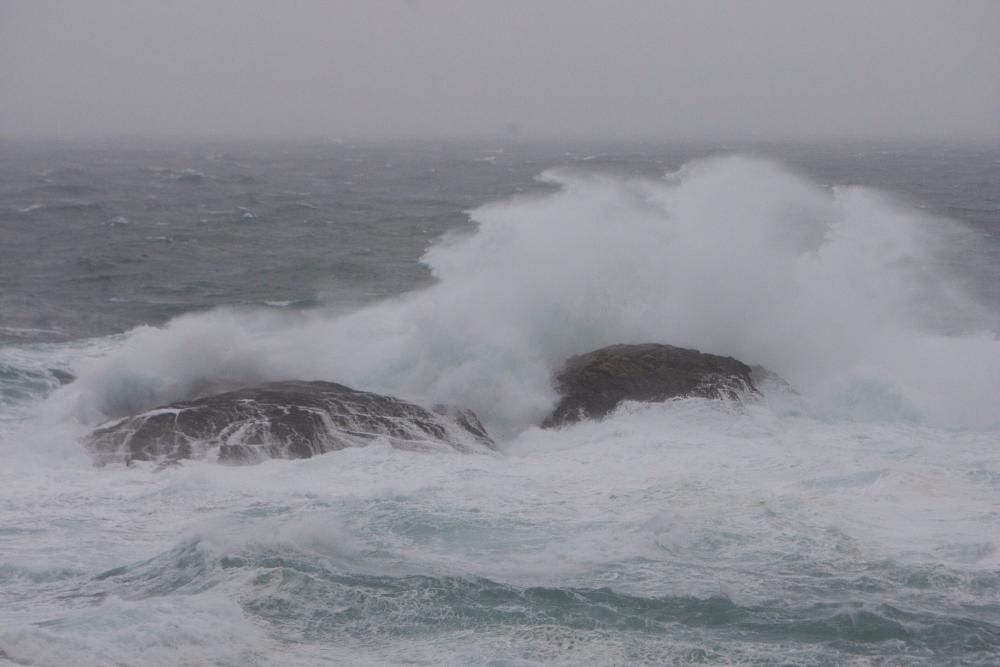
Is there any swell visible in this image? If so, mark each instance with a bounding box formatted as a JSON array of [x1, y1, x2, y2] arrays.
[[46, 536, 1000, 658]]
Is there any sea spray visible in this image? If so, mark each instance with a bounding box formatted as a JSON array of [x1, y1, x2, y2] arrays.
[[5, 144, 1000, 666], [51, 156, 1000, 435]]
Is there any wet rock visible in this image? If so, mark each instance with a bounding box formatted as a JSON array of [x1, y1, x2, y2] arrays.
[[88, 380, 495, 465], [542, 344, 757, 427]]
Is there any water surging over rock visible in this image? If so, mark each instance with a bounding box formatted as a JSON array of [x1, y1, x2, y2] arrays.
[[87, 380, 495, 465]]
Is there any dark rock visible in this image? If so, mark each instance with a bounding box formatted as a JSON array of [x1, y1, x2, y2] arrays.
[[88, 380, 495, 465], [542, 344, 757, 427]]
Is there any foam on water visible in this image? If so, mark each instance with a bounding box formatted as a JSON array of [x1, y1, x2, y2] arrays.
[[2, 401, 998, 664], [2, 155, 1000, 665], [43, 155, 1000, 438]]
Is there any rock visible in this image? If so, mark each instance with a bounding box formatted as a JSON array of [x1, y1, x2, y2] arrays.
[[542, 344, 757, 427], [87, 380, 495, 465]]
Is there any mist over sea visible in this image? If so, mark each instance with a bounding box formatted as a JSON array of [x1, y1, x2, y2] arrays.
[[2, 138, 1000, 666]]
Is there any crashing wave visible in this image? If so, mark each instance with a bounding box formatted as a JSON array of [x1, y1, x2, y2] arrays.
[[52, 155, 1000, 440]]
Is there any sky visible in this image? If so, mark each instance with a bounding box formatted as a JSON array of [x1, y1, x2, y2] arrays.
[[1, 0, 998, 141]]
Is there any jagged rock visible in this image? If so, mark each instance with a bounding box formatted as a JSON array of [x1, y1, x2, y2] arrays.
[[87, 380, 495, 465], [542, 344, 757, 427]]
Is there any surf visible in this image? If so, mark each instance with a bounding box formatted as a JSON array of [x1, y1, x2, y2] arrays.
[[41, 155, 1000, 441]]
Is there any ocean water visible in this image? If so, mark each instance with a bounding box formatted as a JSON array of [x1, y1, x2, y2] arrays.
[[1, 138, 999, 666]]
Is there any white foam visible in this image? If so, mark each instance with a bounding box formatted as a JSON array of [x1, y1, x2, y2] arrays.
[[1, 399, 997, 664], [1, 594, 263, 667], [46, 155, 1000, 436], [4, 153, 1000, 667]]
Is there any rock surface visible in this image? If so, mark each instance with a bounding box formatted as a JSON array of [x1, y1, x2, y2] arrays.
[[542, 344, 757, 427], [87, 380, 495, 465]]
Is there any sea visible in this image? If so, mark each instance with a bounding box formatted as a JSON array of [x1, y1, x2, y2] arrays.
[[1, 137, 999, 666]]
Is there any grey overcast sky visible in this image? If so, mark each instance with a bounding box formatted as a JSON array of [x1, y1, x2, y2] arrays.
[[1, 0, 998, 140]]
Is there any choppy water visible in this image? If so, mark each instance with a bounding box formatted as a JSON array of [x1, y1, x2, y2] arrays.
[[1, 138, 999, 666]]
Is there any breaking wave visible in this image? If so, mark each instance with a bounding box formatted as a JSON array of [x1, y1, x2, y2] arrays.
[[50, 155, 1000, 436], [4, 500, 998, 667]]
